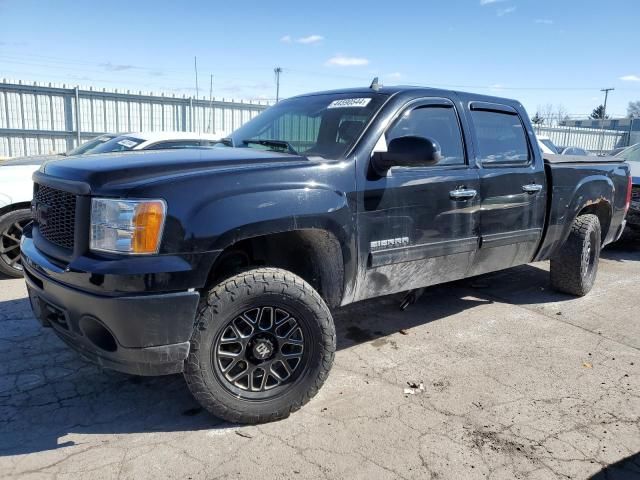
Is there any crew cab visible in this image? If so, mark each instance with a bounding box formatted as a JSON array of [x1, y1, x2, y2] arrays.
[[20, 86, 632, 424]]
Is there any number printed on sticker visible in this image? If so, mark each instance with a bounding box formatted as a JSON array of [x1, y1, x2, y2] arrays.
[[327, 98, 372, 109]]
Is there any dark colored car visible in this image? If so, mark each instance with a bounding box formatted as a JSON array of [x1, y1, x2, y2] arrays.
[[21, 86, 632, 424], [615, 143, 640, 230]]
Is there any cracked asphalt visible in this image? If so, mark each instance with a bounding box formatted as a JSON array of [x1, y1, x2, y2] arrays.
[[1, 241, 639, 479]]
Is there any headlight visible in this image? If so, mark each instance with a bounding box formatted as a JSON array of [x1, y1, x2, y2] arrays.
[[90, 198, 166, 254]]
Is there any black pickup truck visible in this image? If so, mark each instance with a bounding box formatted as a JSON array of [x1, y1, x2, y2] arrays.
[[21, 86, 632, 424]]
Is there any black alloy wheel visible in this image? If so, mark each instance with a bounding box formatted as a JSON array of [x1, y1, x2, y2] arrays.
[[0, 209, 32, 278], [213, 305, 307, 396]]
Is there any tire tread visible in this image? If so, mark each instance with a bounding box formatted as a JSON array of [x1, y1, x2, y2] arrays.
[[184, 267, 335, 424], [550, 214, 601, 297]]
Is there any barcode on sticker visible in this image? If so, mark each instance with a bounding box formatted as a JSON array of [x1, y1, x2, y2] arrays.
[[117, 139, 137, 148], [327, 98, 372, 109]]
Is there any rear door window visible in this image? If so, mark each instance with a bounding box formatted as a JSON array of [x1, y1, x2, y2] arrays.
[[471, 110, 530, 165]]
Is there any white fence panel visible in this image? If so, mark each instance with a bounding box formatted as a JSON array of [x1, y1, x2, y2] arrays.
[[0, 80, 270, 158]]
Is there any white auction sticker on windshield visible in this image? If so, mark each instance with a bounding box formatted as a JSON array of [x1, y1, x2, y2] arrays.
[[117, 139, 138, 148], [327, 98, 372, 109]]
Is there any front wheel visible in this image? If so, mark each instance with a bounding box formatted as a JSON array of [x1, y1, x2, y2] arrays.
[[550, 214, 601, 296], [0, 209, 32, 278], [184, 268, 336, 424]]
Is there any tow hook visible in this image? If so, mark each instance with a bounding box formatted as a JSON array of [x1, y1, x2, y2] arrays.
[[399, 288, 425, 311]]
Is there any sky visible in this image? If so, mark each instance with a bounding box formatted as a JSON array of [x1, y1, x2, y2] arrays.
[[1, 0, 639, 119]]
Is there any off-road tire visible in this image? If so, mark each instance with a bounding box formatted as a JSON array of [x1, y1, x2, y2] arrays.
[[0, 208, 31, 278], [184, 268, 336, 424], [550, 214, 601, 296]]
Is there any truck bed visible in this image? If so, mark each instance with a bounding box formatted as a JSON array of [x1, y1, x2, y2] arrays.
[[543, 153, 620, 164], [534, 158, 629, 262]]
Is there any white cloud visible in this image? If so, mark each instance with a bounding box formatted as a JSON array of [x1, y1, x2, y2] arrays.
[[620, 74, 640, 82], [535, 19, 553, 25], [497, 6, 516, 16], [281, 34, 324, 45], [297, 35, 323, 44], [480, 0, 506, 5], [100, 62, 136, 71], [325, 55, 369, 67]]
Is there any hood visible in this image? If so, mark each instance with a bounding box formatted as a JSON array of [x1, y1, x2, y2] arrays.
[[40, 148, 309, 192], [3, 154, 63, 167]]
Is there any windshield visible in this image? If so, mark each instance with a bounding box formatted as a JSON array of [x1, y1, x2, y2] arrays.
[[229, 93, 388, 159], [540, 139, 558, 154], [66, 135, 116, 155], [615, 143, 640, 162], [66, 135, 143, 156]]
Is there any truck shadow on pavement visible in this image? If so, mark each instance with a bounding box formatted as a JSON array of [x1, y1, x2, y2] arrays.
[[601, 235, 640, 262], [1, 242, 638, 457], [589, 451, 640, 479]]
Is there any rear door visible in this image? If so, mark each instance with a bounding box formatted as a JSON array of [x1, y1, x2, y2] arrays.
[[467, 102, 546, 276], [355, 97, 481, 300]]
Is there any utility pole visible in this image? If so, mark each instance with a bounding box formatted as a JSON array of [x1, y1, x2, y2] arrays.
[[601, 88, 614, 119], [599, 88, 614, 153], [274, 67, 282, 103]]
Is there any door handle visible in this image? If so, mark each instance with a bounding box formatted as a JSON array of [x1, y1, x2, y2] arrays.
[[522, 183, 543, 194], [449, 188, 477, 201]]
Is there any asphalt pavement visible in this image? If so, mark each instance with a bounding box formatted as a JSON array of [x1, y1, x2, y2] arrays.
[[1, 240, 638, 479]]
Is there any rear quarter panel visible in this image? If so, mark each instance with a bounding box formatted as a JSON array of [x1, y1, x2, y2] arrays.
[[534, 160, 630, 260]]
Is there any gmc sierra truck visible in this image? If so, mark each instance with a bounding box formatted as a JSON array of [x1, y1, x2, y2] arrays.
[[20, 86, 632, 424]]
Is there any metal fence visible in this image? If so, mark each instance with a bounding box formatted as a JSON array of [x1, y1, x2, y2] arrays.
[[0, 80, 271, 158], [534, 124, 630, 154]]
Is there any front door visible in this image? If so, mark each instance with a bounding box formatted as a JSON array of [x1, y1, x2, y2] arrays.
[[355, 97, 480, 301], [466, 102, 546, 276]]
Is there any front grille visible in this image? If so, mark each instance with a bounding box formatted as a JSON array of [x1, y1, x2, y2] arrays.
[[34, 184, 77, 250]]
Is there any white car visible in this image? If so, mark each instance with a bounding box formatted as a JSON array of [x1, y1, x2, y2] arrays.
[[0, 131, 225, 277], [537, 135, 559, 155]]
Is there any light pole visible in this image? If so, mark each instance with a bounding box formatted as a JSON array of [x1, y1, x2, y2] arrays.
[[274, 67, 283, 103]]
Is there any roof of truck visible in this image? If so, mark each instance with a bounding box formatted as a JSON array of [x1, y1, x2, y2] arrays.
[[292, 85, 522, 107]]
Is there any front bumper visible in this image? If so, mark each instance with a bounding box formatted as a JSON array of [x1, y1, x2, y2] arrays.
[[21, 234, 200, 376]]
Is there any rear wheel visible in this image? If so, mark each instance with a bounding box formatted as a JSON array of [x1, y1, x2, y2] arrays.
[[550, 214, 601, 296], [0, 209, 31, 278], [184, 268, 335, 424]]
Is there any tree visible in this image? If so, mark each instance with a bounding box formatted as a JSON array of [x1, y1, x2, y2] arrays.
[[628, 101, 640, 118], [555, 105, 570, 125], [531, 112, 544, 125], [590, 105, 609, 120]]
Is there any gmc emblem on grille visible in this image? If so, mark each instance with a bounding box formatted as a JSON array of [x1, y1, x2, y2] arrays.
[[31, 201, 50, 227]]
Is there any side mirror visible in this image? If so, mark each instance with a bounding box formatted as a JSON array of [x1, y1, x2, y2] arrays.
[[372, 136, 442, 175]]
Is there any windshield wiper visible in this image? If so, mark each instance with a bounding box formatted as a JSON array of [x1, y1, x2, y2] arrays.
[[242, 139, 299, 155]]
